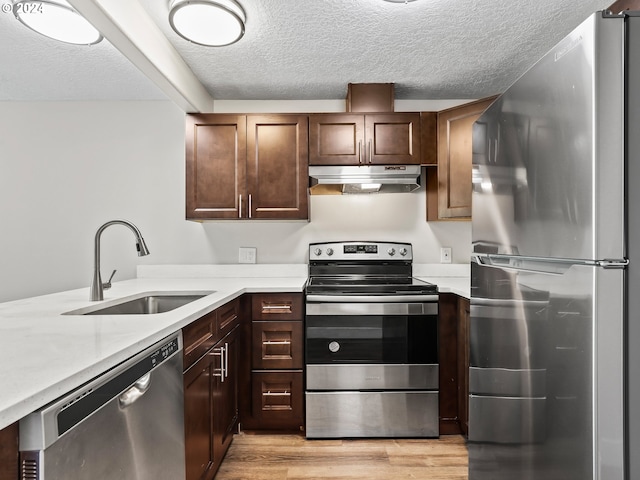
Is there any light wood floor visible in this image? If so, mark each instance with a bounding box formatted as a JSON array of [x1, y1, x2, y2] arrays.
[[215, 433, 469, 480]]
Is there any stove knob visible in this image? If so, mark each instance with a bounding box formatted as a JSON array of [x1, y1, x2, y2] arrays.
[[387, 248, 396, 257], [399, 248, 408, 257], [313, 248, 322, 256], [326, 248, 334, 256], [328, 341, 340, 353]]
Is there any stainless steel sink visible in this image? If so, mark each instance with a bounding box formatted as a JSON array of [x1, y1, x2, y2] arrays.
[[63, 291, 214, 316]]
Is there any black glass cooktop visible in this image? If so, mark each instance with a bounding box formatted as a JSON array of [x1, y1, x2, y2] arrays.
[[305, 276, 438, 295]]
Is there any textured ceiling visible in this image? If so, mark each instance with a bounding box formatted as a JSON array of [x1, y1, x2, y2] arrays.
[[1, 0, 614, 102]]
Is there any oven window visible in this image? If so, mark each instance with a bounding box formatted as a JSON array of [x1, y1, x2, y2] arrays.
[[305, 314, 437, 364]]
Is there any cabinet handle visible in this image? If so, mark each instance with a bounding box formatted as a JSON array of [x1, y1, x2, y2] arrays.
[[224, 342, 229, 379], [261, 304, 292, 313], [358, 140, 363, 164], [211, 346, 225, 382], [262, 340, 291, 345], [219, 313, 238, 331], [248, 194, 252, 219], [238, 195, 243, 218], [368, 139, 372, 164], [262, 391, 291, 397]]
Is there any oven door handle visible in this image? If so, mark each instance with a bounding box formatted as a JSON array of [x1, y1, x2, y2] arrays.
[[305, 294, 438, 303]]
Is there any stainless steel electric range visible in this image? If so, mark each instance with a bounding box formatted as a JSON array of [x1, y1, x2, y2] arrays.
[[304, 241, 439, 438]]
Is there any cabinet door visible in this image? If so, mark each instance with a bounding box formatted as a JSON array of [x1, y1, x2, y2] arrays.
[[365, 113, 421, 165], [184, 351, 215, 480], [246, 115, 309, 219], [0, 423, 18, 480], [213, 327, 239, 470], [457, 297, 470, 436], [186, 114, 247, 220], [430, 97, 496, 220], [438, 293, 462, 435], [309, 114, 365, 165]]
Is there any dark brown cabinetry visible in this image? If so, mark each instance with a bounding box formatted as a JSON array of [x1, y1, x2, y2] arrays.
[[241, 293, 304, 431], [183, 299, 241, 480], [186, 114, 309, 220], [0, 422, 18, 480], [426, 97, 497, 221], [438, 293, 470, 436], [457, 297, 470, 436], [309, 113, 421, 165]]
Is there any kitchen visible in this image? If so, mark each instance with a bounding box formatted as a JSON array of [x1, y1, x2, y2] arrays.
[[0, 0, 637, 479]]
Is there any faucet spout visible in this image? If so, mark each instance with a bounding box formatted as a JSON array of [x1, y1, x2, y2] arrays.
[[90, 220, 150, 301]]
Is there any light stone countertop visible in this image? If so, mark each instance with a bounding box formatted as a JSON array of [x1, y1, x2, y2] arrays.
[[0, 263, 470, 431], [0, 266, 307, 431], [414, 263, 470, 299]]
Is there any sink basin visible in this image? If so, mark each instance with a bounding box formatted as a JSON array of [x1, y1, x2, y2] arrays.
[[64, 291, 214, 316]]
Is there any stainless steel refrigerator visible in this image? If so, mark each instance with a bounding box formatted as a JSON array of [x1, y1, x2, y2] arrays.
[[469, 10, 640, 480]]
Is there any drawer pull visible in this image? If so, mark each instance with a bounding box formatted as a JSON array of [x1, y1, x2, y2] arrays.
[[218, 313, 238, 330], [261, 304, 292, 314], [263, 340, 291, 346], [263, 391, 291, 397]]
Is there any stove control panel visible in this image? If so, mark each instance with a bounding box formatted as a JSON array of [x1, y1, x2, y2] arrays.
[[309, 242, 413, 261]]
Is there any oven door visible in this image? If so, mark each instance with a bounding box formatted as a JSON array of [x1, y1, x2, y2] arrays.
[[305, 300, 438, 365], [305, 299, 438, 391]]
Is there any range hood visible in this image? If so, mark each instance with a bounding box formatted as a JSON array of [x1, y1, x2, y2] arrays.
[[309, 165, 421, 194]]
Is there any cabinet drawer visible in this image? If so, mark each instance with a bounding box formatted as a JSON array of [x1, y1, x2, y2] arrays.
[[251, 293, 303, 321], [251, 371, 304, 430], [217, 298, 240, 339], [252, 321, 303, 369], [182, 310, 216, 371]]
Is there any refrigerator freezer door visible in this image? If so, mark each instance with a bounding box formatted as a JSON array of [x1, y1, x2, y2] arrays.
[[469, 260, 624, 480], [471, 13, 624, 262]]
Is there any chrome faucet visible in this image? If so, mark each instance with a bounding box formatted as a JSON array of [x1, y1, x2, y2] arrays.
[[90, 220, 150, 301]]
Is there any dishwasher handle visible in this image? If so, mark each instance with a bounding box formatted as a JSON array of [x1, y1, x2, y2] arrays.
[[118, 373, 152, 409]]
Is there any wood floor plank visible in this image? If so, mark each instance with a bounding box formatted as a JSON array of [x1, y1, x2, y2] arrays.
[[215, 433, 468, 480]]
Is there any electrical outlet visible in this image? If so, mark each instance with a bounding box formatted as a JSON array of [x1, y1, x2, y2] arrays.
[[238, 247, 257, 264], [440, 247, 452, 264]]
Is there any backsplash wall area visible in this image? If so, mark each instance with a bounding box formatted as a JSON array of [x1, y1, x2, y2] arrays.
[[200, 180, 471, 265], [0, 100, 470, 303]]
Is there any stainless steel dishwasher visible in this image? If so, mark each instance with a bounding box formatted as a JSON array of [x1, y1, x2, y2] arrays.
[[19, 332, 185, 480]]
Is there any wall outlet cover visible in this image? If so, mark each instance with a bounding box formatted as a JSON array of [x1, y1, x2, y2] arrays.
[[239, 247, 257, 264], [440, 247, 452, 264]]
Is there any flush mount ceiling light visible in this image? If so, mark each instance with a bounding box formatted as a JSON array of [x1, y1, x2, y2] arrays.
[[12, 0, 102, 45], [169, 0, 246, 47]]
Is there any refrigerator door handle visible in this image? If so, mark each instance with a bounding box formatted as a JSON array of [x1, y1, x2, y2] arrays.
[[595, 259, 629, 269], [472, 253, 628, 274]]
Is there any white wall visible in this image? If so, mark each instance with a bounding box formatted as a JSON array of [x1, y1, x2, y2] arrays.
[[0, 99, 471, 303], [0, 101, 212, 303]]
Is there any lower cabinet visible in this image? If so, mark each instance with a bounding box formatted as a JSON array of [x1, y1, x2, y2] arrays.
[[438, 293, 471, 436], [0, 422, 19, 480], [240, 293, 304, 431], [457, 296, 470, 436], [183, 299, 240, 480]]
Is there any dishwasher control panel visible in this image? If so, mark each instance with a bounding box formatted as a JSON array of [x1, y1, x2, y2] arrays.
[[151, 337, 180, 366]]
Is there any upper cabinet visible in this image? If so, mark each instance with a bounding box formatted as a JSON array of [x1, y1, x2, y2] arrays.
[[186, 114, 309, 220], [426, 97, 497, 221], [309, 113, 421, 165]]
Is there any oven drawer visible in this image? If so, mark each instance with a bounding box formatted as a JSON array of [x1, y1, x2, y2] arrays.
[[305, 391, 439, 438], [307, 364, 438, 390]]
